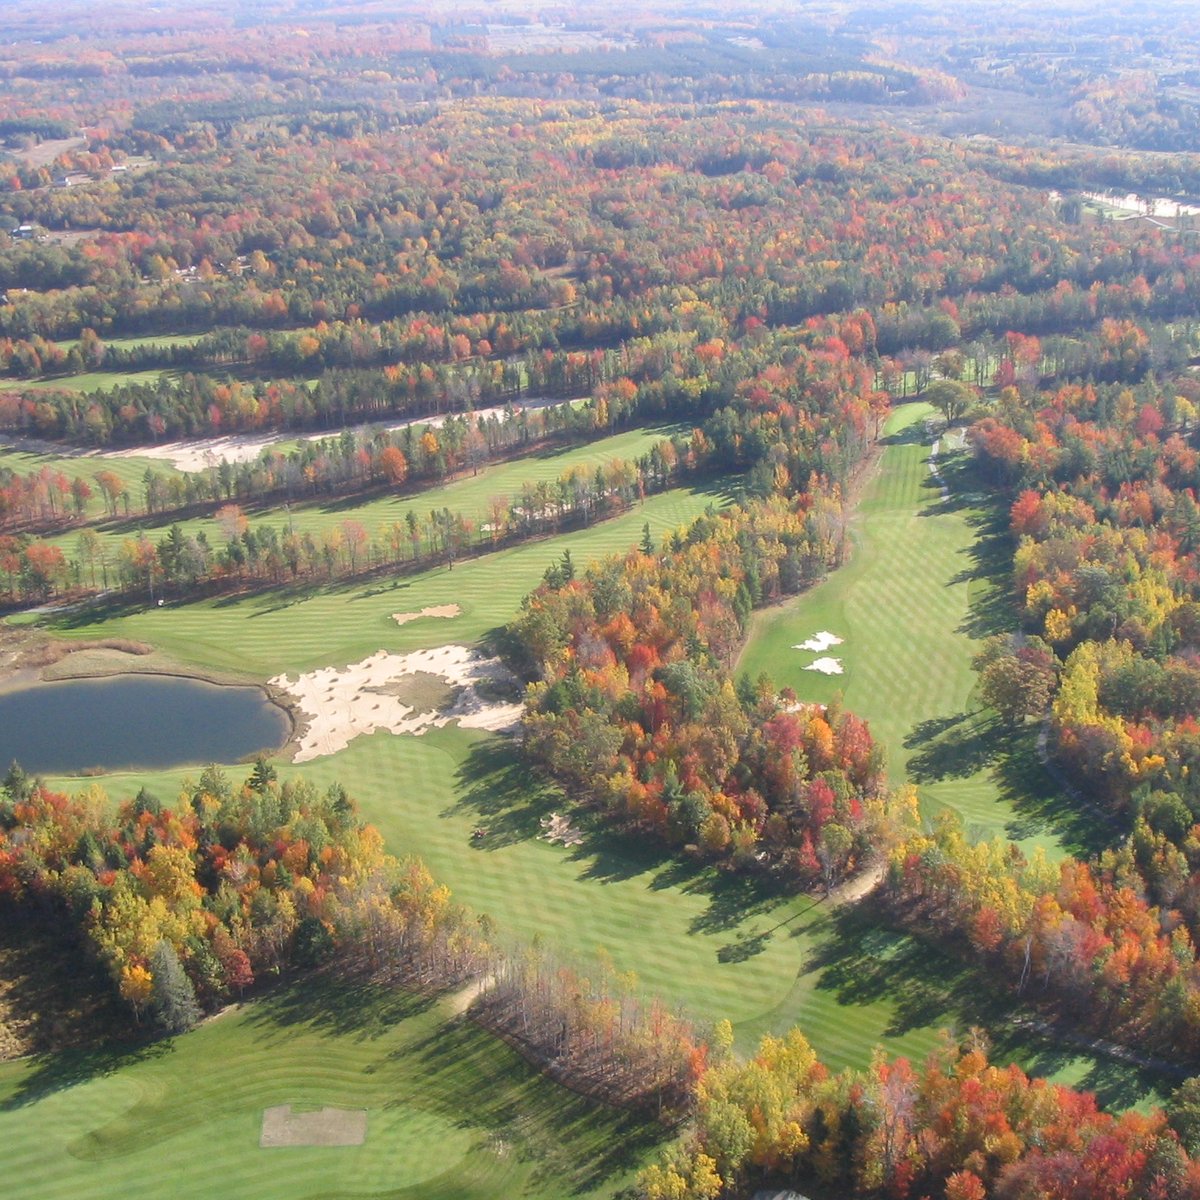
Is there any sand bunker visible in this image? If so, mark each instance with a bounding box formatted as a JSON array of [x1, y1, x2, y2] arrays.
[[540, 811, 583, 847], [392, 604, 461, 626], [804, 657, 844, 675], [260, 1105, 367, 1148], [272, 644, 524, 762], [82, 395, 586, 473], [793, 631, 843, 653]]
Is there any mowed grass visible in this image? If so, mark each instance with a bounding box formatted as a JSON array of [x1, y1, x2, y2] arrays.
[[51, 332, 203, 354], [0, 978, 663, 1200], [38, 423, 693, 563], [43, 480, 730, 677], [739, 402, 1086, 859], [22, 368, 170, 393]]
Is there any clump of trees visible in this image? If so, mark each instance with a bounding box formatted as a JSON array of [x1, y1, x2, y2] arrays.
[[639, 1029, 1200, 1199], [512, 493, 907, 887], [0, 762, 489, 1032]]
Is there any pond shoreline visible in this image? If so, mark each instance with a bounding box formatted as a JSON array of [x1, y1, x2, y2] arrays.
[[0, 627, 300, 769]]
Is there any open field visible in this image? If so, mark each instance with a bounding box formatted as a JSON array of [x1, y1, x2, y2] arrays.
[[20, 369, 171, 393], [36, 422, 693, 562], [50, 333, 204, 354], [0, 977, 662, 1200]]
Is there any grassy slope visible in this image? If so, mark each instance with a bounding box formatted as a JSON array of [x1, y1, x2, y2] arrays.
[[0, 979, 662, 1200], [38, 423, 693, 563], [42, 478, 730, 676]]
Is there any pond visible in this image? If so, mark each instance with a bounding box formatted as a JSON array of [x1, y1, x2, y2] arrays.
[[0, 674, 291, 775]]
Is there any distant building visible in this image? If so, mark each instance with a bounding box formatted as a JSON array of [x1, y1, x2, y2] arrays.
[[10, 224, 35, 240]]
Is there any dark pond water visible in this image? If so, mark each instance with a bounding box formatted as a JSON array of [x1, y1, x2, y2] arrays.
[[0, 674, 290, 774]]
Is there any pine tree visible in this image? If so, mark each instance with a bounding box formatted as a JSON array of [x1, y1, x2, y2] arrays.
[[149, 940, 200, 1034]]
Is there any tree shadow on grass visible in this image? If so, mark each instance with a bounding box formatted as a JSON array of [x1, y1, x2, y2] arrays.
[[804, 899, 1003, 1039], [244, 975, 436, 1045], [904, 709, 1013, 784], [0, 1037, 171, 1111], [995, 726, 1121, 858], [400, 1017, 668, 1195], [447, 737, 564, 850], [989, 1024, 1177, 1112]]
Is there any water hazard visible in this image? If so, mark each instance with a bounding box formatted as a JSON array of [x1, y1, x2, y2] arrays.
[[0, 674, 290, 774]]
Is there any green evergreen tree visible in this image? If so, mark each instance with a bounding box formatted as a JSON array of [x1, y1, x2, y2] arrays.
[[149, 940, 200, 1034]]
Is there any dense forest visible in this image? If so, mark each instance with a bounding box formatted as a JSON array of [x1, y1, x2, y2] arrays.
[[4, 2, 1200, 1199]]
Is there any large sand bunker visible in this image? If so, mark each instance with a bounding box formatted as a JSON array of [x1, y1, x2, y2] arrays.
[[260, 1105, 367, 1148], [272, 644, 523, 762]]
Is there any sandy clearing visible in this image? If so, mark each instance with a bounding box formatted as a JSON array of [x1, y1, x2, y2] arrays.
[[794, 631, 843, 653], [78, 393, 585, 472], [447, 975, 493, 1016], [804, 657, 843, 675], [271, 644, 523, 762], [392, 603, 461, 626]]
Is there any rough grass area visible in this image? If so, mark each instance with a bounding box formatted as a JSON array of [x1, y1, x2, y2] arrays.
[[374, 670, 458, 714], [0, 978, 663, 1200]]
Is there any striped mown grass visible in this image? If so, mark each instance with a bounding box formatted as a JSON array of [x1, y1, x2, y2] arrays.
[[44, 480, 732, 677], [0, 978, 663, 1200], [0, 445, 184, 522], [739, 402, 1086, 859]]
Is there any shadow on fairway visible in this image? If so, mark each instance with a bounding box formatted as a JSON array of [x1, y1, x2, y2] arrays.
[[400, 1016, 668, 1195], [996, 728, 1121, 858], [246, 976, 436, 1043], [806, 898, 995, 1038], [904, 710, 1116, 857], [0, 1038, 171, 1111], [448, 737, 563, 850], [904, 708, 1010, 783]]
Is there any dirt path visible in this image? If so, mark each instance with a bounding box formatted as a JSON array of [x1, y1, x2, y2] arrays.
[[828, 860, 886, 907], [446, 975, 492, 1016]]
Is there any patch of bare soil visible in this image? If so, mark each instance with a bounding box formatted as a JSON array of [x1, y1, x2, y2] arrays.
[[0, 626, 155, 691], [260, 1105, 367, 1147]]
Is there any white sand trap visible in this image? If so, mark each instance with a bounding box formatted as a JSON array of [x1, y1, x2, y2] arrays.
[[272, 644, 524, 761], [392, 604, 461, 626], [804, 657, 844, 675], [260, 1105, 367, 1147], [793, 631, 843, 653]]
